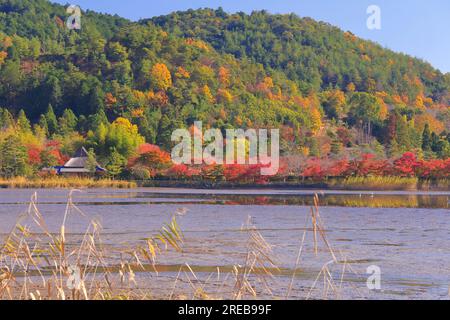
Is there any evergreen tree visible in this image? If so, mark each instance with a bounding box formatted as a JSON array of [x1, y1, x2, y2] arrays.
[[309, 138, 320, 157], [421, 123, 432, 151], [0, 108, 14, 129], [38, 114, 48, 136], [438, 140, 450, 158], [395, 115, 411, 152], [106, 147, 127, 178], [431, 132, 441, 153], [58, 109, 78, 135], [86, 148, 98, 173], [86, 85, 105, 115], [0, 135, 29, 177], [88, 108, 109, 131], [156, 114, 173, 150], [16, 109, 31, 133], [45, 104, 58, 136]]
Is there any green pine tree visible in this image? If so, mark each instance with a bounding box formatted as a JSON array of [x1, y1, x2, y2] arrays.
[[106, 147, 127, 178], [38, 114, 49, 136], [0, 135, 30, 177], [0, 108, 14, 129], [58, 109, 78, 135], [421, 123, 432, 151], [45, 104, 58, 136], [16, 109, 31, 133], [86, 148, 98, 174]]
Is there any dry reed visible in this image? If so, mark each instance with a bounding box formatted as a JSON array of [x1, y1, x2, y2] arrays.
[[0, 177, 136, 189], [0, 191, 368, 300]]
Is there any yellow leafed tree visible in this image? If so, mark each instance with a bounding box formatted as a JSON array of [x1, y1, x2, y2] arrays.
[[310, 108, 323, 135], [150, 63, 172, 91], [202, 85, 215, 103]]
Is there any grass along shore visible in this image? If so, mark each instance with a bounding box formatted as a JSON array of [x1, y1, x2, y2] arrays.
[[0, 176, 136, 189], [328, 176, 419, 190], [0, 176, 448, 190], [143, 177, 449, 191]]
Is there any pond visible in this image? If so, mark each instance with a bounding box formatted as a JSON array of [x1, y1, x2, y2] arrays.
[[0, 188, 449, 300]]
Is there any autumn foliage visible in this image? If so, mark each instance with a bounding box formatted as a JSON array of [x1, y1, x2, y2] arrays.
[[128, 143, 172, 177], [299, 152, 449, 180], [150, 63, 172, 91]]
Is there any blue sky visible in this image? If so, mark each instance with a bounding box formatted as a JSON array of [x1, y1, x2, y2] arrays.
[[53, 0, 450, 73]]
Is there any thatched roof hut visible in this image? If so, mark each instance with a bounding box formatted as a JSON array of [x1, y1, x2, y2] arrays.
[[56, 147, 106, 175]]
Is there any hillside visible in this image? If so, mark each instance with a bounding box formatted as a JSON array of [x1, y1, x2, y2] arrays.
[[0, 0, 129, 39], [0, 0, 449, 179], [150, 8, 450, 103]]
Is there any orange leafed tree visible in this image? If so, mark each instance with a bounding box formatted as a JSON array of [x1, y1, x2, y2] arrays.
[[218, 66, 230, 86], [218, 108, 227, 120], [0, 51, 6, 66], [105, 92, 117, 108], [153, 91, 169, 107], [414, 113, 445, 134], [175, 66, 190, 79], [128, 144, 172, 177], [346, 82, 356, 93], [0, 35, 12, 49]]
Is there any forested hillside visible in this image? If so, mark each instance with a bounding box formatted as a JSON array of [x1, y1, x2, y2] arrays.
[[0, 0, 449, 180], [151, 8, 450, 102]]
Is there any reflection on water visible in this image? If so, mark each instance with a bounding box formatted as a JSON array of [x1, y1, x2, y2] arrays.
[[1, 190, 448, 208], [0, 188, 449, 300], [134, 193, 449, 208]]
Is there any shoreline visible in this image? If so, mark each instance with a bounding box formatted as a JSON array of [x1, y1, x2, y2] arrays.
[[0, 177, 448, 191], [140, 179, 450, 191]]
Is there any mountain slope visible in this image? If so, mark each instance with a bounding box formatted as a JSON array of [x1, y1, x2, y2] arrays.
[[0, 1, 449, 163], [150, 8, 449, 103], [0, 0, 129, 40]]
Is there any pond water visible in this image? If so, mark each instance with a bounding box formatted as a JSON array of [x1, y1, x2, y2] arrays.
[[0, 188, 449, 300]]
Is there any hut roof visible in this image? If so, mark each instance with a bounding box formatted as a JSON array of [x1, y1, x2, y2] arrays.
[[63, 147, 90, 168], [59, 147, 106, 173], [73, 147, 89, 158]]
